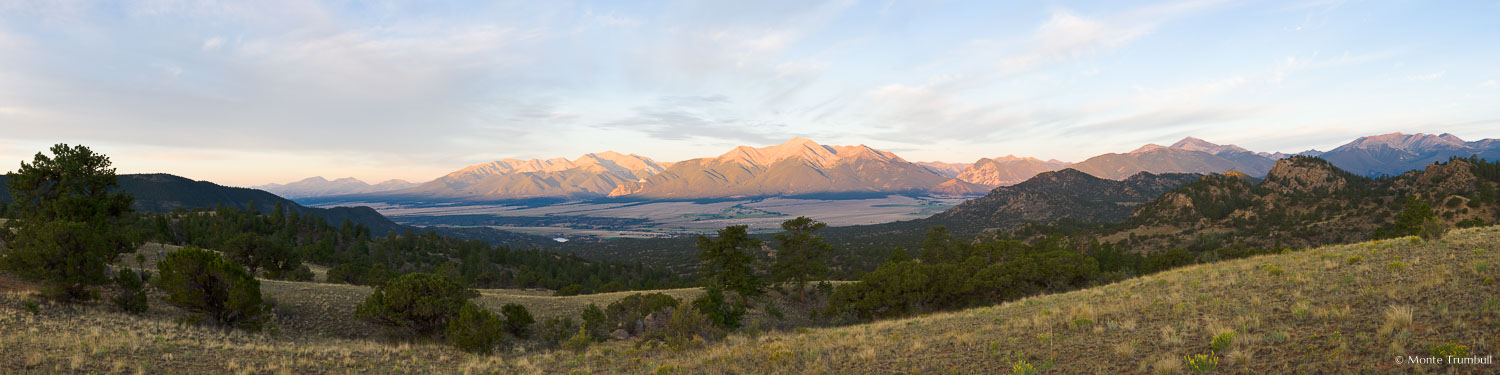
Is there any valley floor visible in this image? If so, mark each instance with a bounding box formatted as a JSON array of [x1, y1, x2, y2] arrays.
[[3, 227, 1498, 374]]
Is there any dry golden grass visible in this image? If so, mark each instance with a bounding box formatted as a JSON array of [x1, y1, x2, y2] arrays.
[[4, 226, 1499, 374]]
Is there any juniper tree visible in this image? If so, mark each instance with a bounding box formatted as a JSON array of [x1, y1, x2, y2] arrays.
[[0, 144, 137, 301], [696, 225, 764, 300], [770, 216, 831, 301]]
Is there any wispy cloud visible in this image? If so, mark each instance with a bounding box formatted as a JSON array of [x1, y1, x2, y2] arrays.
[[599, 96, 786, 145], [1407, 72, 1444, 81]]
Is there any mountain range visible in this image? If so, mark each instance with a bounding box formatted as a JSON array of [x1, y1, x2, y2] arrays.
[[255, 177, 421, 199], [281, 132, 1496, 203], [1069, 137, 1278, 179], [1318, 132, 1500, 177], [606, 137, 951, 199]]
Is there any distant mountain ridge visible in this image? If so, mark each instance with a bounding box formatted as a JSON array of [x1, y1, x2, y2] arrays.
[[1071, 137, 1276, 179], [1, 173, 404, 234], [255, 177, 421, 199], [955, 156, 1071, 187], [367, 151, 667, 201], [289, 132, 1495, 204], [1317, 132, 1500, 177], [607, 137, 952, 199]]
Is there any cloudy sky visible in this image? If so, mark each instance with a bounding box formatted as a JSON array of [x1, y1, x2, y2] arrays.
[[1, 0, 1497, 186]]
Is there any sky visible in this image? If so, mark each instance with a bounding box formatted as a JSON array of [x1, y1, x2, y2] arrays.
[[1, 0, 1497, 187]]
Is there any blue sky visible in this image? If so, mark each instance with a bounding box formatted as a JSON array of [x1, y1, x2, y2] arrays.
[[1, 0, 1497, 186]]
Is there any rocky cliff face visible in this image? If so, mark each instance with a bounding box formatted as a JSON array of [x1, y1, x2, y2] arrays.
[[1261, 156, 1355, 195]]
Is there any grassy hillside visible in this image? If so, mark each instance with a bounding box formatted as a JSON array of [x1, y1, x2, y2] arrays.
[[4, 227, 1495, 373], [487, 226, 1499, 374]]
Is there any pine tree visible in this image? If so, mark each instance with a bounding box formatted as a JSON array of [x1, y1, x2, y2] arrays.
[[919, 226, 953, 264], [770, 217, 831, 301], [696, 225, 765, 301], [0, 144, 137, 301]]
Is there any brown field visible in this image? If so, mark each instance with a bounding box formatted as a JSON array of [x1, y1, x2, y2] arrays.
[[322, 195, 968, 236], [3, 227, 1498, 373]]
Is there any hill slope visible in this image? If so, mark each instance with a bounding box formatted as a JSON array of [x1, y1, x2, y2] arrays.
[[1108, 156, 1499, 251], [932, 168, 1202, 233], [6, 227, 1493, 373], [523, 226, 1498, 373], [0, 173, 404, 234]]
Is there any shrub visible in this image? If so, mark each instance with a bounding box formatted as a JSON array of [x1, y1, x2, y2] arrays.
[[1210, 331, 1235, 352], [1388, 261, 1409, 271], [327, 262, 394, 286], [1444, 197, 1463, 208], [563, 326, 592, 353], [22, 300, 39, 315], [1011, 359, 1037, 375], [1184, 353, 1218, 372], [1417, 218, 1447, 241], [554, 284, 584, 296], [539, 316, 579, 348], [500, 303, 535, 338], [112, 268, 150, 314], [1346, 256, 1362, 265], [1455, 218, 1486, 228], [581, 303, 609, 342], [1260, 264, 1284, 276], [1430, 342, 1470, 358], [606, 292, 683, 335], [355, 273, 476, 335], [656, 300, 717, 349], [446, 303, 505, 354], [154, 246, 266, 329], [692, 285, 746, 330]]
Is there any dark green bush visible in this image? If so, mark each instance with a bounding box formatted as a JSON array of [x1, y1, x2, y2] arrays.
[[691, 285, 746, 330], [539, 316, 579, 348], [605, 293, 681, 335], [446, 303, 505, 354], [657, 300, 717, 350], [500, 303, 535, 338], [355, 273, 476, 336], [327, 262, 395, 286], [112, 268, 149, 314], [154, 246, 265, 329], [554, 284, 584, 296], [581, 303, 608, 342]]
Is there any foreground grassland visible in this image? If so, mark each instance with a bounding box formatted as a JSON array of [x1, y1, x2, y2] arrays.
[[3, 227, 1498, 373]]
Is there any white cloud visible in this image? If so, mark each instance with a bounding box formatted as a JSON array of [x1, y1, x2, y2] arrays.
[[201, 36, 224, 50], [1482, 80, 1497, 87], [998, 10, 1150, 74]]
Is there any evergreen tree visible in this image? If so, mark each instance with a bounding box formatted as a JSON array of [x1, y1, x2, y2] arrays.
[[355, 272, 476, 336], [0, 144, 137, 301], [696, 225, 765, 301], [770, 216, 831, 301], [919, 226, 953, 264], [154, 246, 266, 329]]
